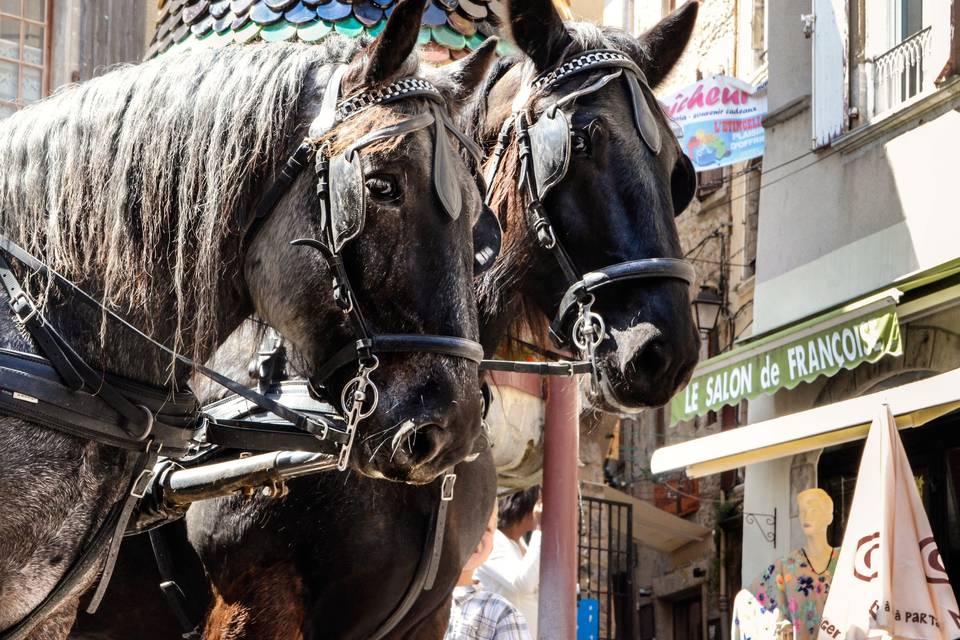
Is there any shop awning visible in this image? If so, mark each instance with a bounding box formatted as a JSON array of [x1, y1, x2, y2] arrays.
[[652, 367, 960, 478], [670, 290, 903, 424], [581, 484, 711, 553]]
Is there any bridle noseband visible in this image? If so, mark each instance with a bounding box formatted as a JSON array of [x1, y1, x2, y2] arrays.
[[249, 64, 489, 470], [483, 49, 696, 388]]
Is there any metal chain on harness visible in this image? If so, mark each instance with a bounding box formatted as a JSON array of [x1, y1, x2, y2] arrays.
[[337, 354, 379, 470], [571, 294, 605, 396]]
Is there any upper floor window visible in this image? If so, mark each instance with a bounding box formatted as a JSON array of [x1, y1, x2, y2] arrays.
[[812, 0, 952, 147], [0, 0, 50, 119], [868, 0, 932, 118]]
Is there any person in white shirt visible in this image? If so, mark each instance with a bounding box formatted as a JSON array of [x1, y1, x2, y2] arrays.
[[445, 504, 531, 640], [475, 486, 542, 639]]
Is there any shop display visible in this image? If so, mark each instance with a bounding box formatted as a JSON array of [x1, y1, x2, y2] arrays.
[[733, 489, 838, 640]]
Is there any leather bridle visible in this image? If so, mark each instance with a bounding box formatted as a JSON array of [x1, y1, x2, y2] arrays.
[[483, 49, 697, 387], [246, 65, 488, 470]]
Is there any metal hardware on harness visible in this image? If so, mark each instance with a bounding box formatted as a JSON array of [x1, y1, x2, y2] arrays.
[[441, 471, 457, 501], [337, 355, 379, 471], [572, 295, 605, 396]]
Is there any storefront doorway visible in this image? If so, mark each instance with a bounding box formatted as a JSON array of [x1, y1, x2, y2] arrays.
[[671, 592, 704, 640], [818, 411, 960, 599]]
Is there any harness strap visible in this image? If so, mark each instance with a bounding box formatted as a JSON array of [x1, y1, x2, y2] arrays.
[[368, 468, 456, 640], [549, 258, 696, 346], [149, 527, 202, 639], [480, 359, 593, 375], [86, 442, 163, 612], [0, 254, 83, 391], [203, 415, 346, 453], [312, 335, 485, 386]]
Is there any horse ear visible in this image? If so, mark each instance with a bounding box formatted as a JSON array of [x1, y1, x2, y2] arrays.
[[506, 0, 572, 73], [363, 0, 428, 84], [636, 1, 699, 88], [440, 38, 499, 104]]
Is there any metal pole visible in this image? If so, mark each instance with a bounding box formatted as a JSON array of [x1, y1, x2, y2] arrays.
[[538, 375, 580, 640]]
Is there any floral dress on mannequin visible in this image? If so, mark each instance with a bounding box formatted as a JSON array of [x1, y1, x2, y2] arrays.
[[749, 548, 838, 640]]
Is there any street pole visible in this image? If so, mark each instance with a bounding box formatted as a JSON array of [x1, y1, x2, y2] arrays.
[[538, 375, 580, 640]]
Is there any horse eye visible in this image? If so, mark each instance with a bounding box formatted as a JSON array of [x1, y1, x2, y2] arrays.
[[571, 130, 591, 155], [365, 175, 401, 202]]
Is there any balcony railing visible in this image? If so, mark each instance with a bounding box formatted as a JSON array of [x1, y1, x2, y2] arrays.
[[871, 26, 933, 117]]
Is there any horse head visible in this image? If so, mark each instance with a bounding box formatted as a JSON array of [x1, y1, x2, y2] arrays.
[[476, 0, 701, 412], [245, 0, 498, 483]]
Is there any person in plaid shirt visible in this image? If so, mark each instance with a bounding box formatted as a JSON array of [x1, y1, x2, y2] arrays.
[[445, 504, 531, 640]]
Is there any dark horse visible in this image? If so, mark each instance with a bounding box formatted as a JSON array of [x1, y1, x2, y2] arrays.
[[0, 0, 494, 635], [72, 1, 701, 638]]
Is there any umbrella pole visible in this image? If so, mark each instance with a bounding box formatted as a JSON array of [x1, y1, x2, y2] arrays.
[[538, 376, 580, 640]]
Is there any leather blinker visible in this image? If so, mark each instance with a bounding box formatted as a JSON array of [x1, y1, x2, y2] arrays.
[[472, 204, 501, 275], [527, 107, 571, 200], [432, 105, 463, 220], [328, 150, 365, 253], [626, 71, 662, 156]]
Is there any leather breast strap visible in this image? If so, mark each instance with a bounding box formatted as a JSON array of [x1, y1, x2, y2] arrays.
[[369, 469, 457, 640]]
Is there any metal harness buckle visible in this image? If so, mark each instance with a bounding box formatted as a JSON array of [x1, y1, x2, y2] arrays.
[[441, 472, 457, 501], [10, 292, 38, 325], [130, 441, 163, 499]]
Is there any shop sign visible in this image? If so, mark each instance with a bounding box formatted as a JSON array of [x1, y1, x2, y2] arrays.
[[670, 303, 902, 425], [664, 75, 767, 171]]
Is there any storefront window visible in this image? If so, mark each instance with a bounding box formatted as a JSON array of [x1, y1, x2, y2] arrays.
[[0, 0, 50, 118]]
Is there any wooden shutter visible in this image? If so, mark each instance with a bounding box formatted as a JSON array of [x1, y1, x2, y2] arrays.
[[811, 0, 849, 148]]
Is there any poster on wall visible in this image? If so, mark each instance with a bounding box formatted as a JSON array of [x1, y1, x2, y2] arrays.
[[663, 76, 767, 172]]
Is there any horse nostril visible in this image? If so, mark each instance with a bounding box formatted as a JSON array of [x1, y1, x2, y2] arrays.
[[405, 423, 443, 462], [630, 337, 671, 379]]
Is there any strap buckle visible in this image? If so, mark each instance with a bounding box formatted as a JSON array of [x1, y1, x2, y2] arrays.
[[441, 472, 457, 501], [9, 292, 38, 324], [130, 441, 163, 499]]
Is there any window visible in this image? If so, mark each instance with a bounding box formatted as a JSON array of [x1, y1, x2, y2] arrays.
[[0, 0, 50, 118], [751, 0, 767, 63], [870, 0, 931, 117], [742, 158, 761, 279]]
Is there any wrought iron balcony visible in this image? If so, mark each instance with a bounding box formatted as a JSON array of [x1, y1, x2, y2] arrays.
[[871, 26, 933, 117]]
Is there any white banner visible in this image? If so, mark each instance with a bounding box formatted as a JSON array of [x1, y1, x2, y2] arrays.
[[817, 405, 960, 639], [662, 75, 767, 171]]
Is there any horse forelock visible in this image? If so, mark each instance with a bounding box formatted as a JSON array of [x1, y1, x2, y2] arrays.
[[0, 40, 365, 363]]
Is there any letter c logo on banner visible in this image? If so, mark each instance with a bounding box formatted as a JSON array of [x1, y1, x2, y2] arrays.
[[854, 531, 881, 582], [920, 536, 951, 584]]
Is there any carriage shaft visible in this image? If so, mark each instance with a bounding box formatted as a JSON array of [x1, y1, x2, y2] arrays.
[[162, 451, 337, 506]]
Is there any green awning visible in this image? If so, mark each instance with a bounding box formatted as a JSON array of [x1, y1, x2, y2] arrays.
[[670, 290, 903, 424]]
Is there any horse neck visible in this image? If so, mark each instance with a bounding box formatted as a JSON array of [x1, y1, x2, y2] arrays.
[[32, 244, 253, 389]]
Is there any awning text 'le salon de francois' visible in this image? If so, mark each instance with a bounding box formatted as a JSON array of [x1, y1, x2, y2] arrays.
[[670, 292, 903, 424]]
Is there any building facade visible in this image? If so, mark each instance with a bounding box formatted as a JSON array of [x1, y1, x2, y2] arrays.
[[653, 0, 960, 638], [0, 0, 151, 119]]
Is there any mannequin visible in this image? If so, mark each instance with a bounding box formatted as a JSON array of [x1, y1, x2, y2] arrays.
[[733, 489, 838, 640], [797, 488, 835, 577]]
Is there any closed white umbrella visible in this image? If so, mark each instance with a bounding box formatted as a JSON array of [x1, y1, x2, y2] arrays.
[[817, 405, 960, 639]]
